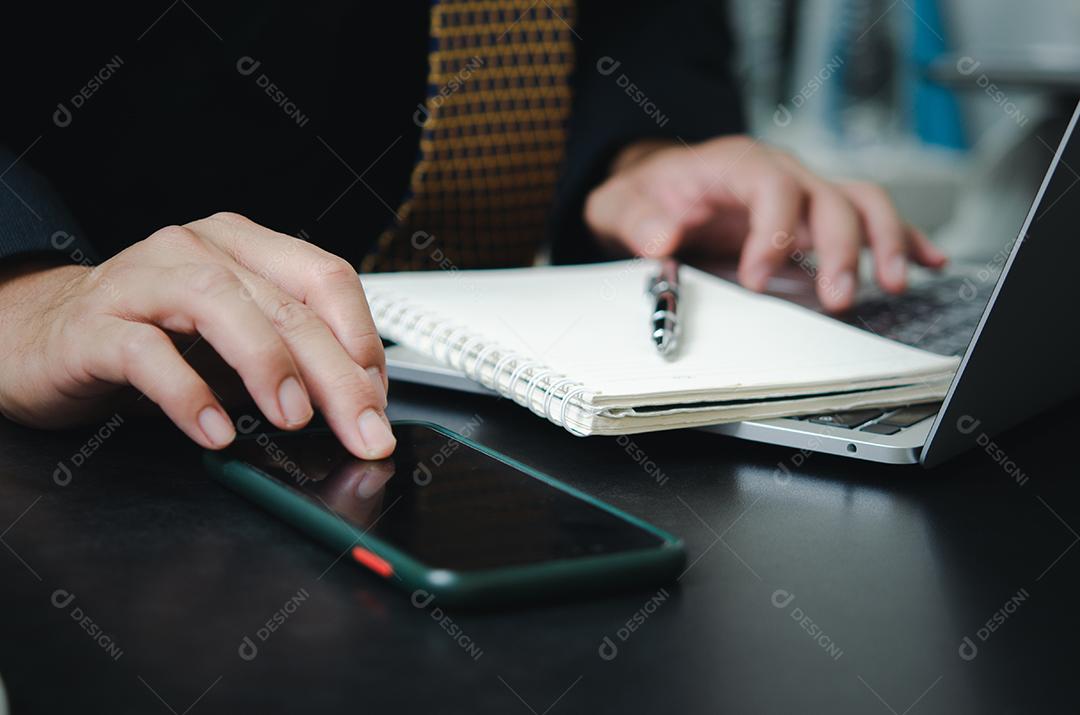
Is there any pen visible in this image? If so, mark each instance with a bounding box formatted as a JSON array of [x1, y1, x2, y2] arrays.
[[647, 258, 681, 358]]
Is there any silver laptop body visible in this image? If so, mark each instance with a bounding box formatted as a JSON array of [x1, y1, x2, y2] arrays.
[[386, 101, 1080, 467]]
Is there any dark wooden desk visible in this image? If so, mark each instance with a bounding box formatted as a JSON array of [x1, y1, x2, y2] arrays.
[[1, 384, 1077, 714]]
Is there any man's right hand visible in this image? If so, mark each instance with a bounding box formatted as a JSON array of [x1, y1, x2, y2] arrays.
[[0, 212, 396, 459]]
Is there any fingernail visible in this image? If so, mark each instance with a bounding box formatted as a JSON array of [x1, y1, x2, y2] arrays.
[[365, 367, 387, 407], [355, 464, 384, 499], [198, 406, 235, 447], [358, 409, 396, 458], [278, 376, 312, 425], [888, 255, 907, 286]]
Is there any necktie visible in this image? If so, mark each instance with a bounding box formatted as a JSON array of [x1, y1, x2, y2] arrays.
[[361, 0, 576, 273]]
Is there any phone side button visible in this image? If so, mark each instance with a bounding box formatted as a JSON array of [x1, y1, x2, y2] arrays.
[[351, 546, 394, 578]]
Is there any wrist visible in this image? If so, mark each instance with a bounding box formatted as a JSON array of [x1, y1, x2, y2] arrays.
[[0, 260, 87, 335]]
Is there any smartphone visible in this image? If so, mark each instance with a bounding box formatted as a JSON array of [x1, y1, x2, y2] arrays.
[[204, 421, 685, 607]]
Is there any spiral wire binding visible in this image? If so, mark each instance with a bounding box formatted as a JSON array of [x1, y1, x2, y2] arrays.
[[368, 292, 591, 435]]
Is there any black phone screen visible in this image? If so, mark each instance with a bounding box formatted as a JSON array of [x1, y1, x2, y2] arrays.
[[224, 424, 665, 571]]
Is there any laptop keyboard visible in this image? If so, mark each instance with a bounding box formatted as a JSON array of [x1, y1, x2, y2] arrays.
[[798, 402, 942, 435], [792, 272, 994, 435], [841, 274, 991, 356]]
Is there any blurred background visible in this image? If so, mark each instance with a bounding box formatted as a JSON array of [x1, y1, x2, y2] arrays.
[[727, 0, 1080, 262]]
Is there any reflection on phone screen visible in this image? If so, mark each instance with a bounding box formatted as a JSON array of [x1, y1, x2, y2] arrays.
[[224, 424, 664, 571]]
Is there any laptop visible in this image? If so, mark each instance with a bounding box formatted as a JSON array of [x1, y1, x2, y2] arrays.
[[385, 100, 1080, 467]]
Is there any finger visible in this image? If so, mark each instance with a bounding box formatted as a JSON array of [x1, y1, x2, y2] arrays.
[[115, 263, 313, 431], [84, 319, 235, 449], [735, 171, 804, 291], [907, 226, 949, 269], [842, 182, 908, 294], [189, 213, 387, 387], [237, 269, 396, 460], [585, 179, 683, 257], [804, 183, 862, 311]]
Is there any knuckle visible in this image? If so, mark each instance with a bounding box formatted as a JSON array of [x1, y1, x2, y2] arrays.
[[768, 171, 801, 197], [119, 326, 164, 367], [149, 225, 204, 252], [855, 181, 891, 207], [207, 211, 252, 226], [327, 367, 380, 404], [311, 254, 357, 284], [243, 336, 292, 372], [270, 297, 317, 334], [350, 333, 386, 368], [160, 374, 209, 413], [179, 263, 240, 296]]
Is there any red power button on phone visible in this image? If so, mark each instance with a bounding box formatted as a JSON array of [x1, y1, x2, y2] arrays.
[[351, 546, 394, 578]]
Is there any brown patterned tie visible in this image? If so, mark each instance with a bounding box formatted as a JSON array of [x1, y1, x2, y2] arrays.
[[361, 0, 576, 272]]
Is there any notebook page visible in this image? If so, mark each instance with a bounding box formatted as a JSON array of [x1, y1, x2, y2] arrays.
[[361, 261, 958, 405]]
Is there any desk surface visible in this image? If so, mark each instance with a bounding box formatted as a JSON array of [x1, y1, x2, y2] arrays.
[[1, 384, 1077, 714]]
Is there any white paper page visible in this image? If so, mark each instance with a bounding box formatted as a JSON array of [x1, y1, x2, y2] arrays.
[[362, 261, 959, 404]]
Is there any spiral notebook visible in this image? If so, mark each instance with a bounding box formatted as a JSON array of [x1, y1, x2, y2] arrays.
[[361, 261, 960, 436]]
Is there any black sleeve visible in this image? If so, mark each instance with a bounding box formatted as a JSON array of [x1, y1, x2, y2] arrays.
[[549, 0, 746, 264], [0, 146, 99, 265]]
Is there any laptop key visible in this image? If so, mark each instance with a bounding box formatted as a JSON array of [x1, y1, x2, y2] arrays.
[[879, 403, 941, 428], [808, 409, 883, 428], [860, 423, 901, 436]]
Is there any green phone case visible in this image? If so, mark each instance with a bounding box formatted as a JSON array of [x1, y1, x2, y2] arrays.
[[203, 420, 685, 607]]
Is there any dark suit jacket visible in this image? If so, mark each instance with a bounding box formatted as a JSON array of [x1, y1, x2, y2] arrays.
[[0, 1, 743, 267]]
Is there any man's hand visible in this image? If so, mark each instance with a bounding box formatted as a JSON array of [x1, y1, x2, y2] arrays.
[[0, 212, 395, 459], [585, 136, 948, 312]]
